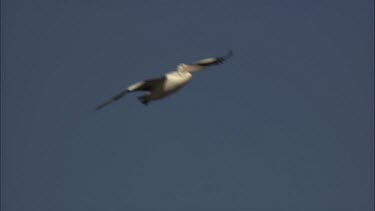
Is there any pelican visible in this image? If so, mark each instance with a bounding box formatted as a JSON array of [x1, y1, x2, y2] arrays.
[[95, 51, 233, 110]]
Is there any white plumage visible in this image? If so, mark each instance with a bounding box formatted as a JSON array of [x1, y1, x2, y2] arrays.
[[95, 51, 233, 110]]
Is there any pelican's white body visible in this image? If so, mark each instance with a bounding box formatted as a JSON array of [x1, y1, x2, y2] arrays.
[[147, 70, 192, 101]]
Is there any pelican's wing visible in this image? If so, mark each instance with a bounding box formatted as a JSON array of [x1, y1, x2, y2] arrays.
[[95, 77, 165, 110], [180, 50, 233, 72], [126, 77, 165, 92], [95, 89, 129, 110]]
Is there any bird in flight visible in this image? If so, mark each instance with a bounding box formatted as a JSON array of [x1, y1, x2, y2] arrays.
[[95, 51, 233, 110]]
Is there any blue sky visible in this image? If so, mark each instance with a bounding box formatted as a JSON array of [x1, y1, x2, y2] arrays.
[[1, 0, 374, 210]]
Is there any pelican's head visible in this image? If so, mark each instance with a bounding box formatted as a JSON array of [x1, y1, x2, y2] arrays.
[[177, 63, 187, 69]]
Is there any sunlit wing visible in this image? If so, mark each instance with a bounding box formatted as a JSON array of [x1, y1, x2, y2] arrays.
[[126, 77, 165, 92], [95, 77, 165, 110]]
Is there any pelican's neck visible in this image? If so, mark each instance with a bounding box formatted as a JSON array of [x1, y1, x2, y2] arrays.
[[177, 69, 191, 77], [177, 68, 185, 74], [177, 64, 188, 74]]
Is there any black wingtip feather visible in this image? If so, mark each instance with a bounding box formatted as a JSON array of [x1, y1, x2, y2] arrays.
[[216, 50, 233, 64]]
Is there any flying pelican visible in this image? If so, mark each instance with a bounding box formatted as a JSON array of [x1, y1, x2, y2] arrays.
[[95, 51, 233, 110]]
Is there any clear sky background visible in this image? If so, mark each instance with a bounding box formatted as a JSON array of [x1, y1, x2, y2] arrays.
[[1, 0, 374, 210]]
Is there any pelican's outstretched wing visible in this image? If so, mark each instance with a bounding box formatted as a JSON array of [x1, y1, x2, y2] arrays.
[[95, 89, 129, 110], [126, 77, 165, 92], [95, 77, 165, 110], [179, 50, 233, 72]]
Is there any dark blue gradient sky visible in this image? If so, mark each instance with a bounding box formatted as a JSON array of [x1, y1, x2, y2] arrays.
[[1, 0, 374, 210]]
